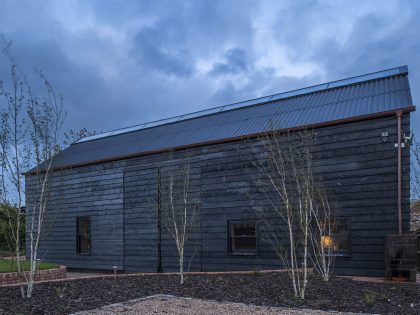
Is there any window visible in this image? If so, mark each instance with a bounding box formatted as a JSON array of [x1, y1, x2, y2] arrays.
[[77, 217, 91, 255], [321, 217, 350, 256], [229, 221, 257, 254]]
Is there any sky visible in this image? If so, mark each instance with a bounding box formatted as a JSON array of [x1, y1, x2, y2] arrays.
[[0, 0, 419, 135]]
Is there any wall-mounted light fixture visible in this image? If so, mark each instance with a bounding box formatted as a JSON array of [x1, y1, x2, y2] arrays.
[[403, 132, 413, 147], [381, 131, 389, 143]]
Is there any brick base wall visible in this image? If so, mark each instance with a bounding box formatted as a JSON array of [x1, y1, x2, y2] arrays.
[[0, 265, 66, 286]]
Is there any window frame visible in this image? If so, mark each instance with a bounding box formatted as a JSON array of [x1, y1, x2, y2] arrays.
[[228, 220, 258, 256], [76, 217, 91, 255]]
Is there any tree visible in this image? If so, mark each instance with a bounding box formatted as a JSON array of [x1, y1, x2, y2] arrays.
[[254, 128, 335, 299], [411, 140, 420, 232], [0, 43, 31, 297], [307, 186, 336, 281], [63, 128, 96, 147], [411, 139, 420, 202], [0, 38, 65, 297], [25, 69, 65, 297], [411, 200, 420, 232], [161, 162, 198, 284]]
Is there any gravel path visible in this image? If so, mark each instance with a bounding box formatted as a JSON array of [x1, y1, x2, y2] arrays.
[[66, 271, 111, 279], [72, 295, 365, 315]]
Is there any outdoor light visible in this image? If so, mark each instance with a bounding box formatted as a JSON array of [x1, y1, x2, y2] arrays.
[[381, 131, 389, 143], [403, 132, 413, 146]]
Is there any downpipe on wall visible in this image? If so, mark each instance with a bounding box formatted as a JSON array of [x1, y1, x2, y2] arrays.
[[396, 110, 403, 235]]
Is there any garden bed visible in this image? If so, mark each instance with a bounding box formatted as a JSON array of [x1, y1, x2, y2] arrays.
[[0, 260, 65, 286], [0, 271, 418, 314]]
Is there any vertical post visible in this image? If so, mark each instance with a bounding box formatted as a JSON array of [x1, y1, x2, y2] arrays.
[[122, 172, 125, 273], [397, 110, 403, 235], [157, 167, 162, 273], [113, 266, 117, 279]]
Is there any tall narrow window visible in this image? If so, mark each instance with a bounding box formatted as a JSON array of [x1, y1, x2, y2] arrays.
[[77, 217, 91, 255], [321, 217, 350, 256], [229, 221, 257, 254]]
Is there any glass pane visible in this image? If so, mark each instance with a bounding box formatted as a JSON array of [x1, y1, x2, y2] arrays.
[[232, 237, 256, 250], [232, 223, 256, 237], [229, 221, 257, 253], [78, 218, 90, 254], [81, 220, 89, 235], [321, 218, 350, 254], [80, 236, 90, 253]]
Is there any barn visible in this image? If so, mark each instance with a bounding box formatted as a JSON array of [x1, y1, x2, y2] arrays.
[[25, 66, 415, 277]]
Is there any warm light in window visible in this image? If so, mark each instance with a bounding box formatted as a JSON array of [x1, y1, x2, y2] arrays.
[[322, 235, 333, 248]]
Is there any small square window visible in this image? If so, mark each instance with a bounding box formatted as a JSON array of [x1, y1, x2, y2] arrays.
[[77, 217, 91, 255], [321, 217, 350, 256], [229, 221, 257, 254]]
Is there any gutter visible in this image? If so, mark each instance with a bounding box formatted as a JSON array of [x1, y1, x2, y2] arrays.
[[24, 106, 416, 175]]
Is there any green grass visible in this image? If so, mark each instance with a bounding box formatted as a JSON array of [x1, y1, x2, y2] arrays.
[[0, 259, 58, 273]]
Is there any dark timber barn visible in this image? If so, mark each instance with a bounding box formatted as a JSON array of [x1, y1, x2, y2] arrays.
[[26, 66, 415, 277]]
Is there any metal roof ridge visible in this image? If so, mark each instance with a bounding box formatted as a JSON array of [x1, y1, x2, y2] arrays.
[[75, 65, 408, 144]]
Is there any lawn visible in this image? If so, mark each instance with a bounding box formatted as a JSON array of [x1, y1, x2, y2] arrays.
[[0, 259, 58, 273]]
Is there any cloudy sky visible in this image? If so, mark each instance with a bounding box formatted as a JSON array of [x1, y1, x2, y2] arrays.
[[0, 0, 419, 135]]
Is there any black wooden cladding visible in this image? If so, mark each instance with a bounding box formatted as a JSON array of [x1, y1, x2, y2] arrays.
[[123, 167, 158, 272], [26, 114, 411, 276]]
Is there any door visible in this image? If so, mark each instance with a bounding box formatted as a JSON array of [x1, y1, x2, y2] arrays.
[[123, 167, 159, 272]]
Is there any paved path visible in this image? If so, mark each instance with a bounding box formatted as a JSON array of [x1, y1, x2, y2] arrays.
[[72, 295, 371, 315], [66, 271, 112, 279]]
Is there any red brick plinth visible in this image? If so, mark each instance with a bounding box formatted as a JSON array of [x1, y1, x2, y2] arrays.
[[0, 265, 67, 286]]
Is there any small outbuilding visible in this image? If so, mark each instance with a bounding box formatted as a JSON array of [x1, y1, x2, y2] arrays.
[[26, 66, 415, 277]]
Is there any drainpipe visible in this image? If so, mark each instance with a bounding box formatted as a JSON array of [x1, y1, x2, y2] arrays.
[[157, 167, 162, 273], [396, 110, 403, 235]]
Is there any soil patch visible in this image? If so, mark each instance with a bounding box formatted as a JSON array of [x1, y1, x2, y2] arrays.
[[0, 272, 418, 315]]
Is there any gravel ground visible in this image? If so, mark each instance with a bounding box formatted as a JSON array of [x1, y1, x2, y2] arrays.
[[72, 295, 357, 315], [1, 272, 418, 314]]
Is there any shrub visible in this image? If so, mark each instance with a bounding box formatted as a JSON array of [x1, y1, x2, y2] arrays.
[[364, 292, 376, 306], [0, 204, 25, 253]]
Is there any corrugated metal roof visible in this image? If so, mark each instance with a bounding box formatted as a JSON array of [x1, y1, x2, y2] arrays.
[[48, 66, 414, 170]]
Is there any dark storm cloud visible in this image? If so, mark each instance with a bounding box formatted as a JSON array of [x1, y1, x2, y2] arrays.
[[0, 37, 117, 132], [314, 6, 420, 130], [129, 1, 257, 77], [131, 19, 196, 77], [210, 69, 321, 107], [0, 0, 419, 135], [310, 12, 420, 78], [210, 48, 249, 76], [271, 1, 420, 129]]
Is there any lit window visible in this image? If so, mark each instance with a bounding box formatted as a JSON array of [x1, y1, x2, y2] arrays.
[[229, 221, 257, 254], [77, 217, 91, 255], [321, 217, 350, 256]]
